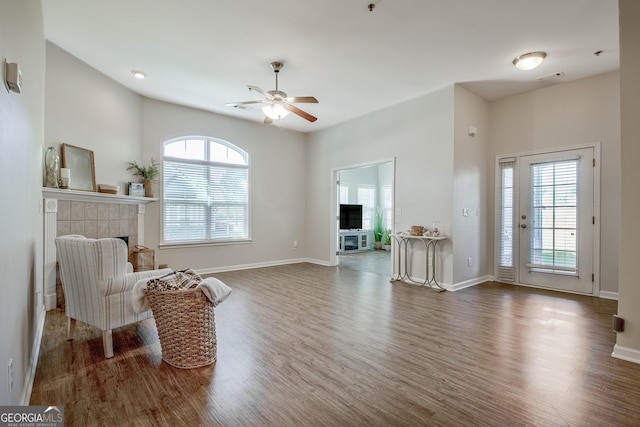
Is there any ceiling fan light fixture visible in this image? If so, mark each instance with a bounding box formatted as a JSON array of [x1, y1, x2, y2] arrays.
[[512, 51, 547, 71], [262, 102, 289, 120]]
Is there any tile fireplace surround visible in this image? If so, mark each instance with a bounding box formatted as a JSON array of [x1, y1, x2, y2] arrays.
[[42, 188, 156, 310]]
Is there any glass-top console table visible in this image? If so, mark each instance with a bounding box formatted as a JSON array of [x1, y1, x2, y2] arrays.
[[390, 234, 447, 292]]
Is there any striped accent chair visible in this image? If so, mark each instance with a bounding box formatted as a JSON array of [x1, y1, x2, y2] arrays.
[[55, 235, 172, 358]]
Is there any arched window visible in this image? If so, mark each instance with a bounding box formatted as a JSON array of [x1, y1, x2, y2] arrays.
[[162, 136, 249, 245]]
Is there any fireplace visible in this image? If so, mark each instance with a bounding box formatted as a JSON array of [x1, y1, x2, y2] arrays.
[[43, 188, 155, 310], [55, 200, 139, 251]]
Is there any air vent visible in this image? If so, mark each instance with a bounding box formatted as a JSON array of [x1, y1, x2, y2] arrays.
[[537, 71, 565, 81]]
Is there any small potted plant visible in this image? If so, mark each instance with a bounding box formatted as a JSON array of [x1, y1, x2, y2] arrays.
[[383, 228, 392, 251], [373, 207, 384, 250], [127, 158, 159, 197]]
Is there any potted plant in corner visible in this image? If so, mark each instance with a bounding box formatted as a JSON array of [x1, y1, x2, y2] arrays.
[[127, 158, 159, 198], [374, 207, 384, 250], [382, 228, 392, 251]]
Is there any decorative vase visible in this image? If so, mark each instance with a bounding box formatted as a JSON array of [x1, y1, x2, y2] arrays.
[[143, 179, 153, 197], [44, 146, 60, 188]]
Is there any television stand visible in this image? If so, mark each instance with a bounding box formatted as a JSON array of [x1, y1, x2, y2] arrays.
[[339, 230, 373, 253]]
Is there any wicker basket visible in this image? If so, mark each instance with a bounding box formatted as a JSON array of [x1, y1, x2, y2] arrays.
[[132, 246, 155, 271], [144, 287, 216, 369], [410, 225, 424, 236]]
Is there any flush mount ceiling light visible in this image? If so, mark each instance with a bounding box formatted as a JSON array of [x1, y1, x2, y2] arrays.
[[512, 51, 547, 71], [131, 70, 146, 79]]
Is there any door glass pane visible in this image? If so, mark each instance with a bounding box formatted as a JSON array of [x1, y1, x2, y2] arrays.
[[529, 159, 578, 271]]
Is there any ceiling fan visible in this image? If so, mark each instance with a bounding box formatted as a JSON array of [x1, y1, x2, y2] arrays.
[[226, 61, 318, 124]]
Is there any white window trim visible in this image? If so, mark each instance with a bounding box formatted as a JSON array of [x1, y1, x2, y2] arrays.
[[160, 136, 251, 247]]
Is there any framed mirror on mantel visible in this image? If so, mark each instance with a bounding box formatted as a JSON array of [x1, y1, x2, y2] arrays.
[[61, 143, 96, 192]]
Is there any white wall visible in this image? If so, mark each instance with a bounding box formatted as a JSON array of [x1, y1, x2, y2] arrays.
[[453, 85, 491, 285], [0, 0, 45, 404], [489, 71, 621, 294], [142, 99, 308, 271], [307, 86, 455, 284], [615, 0, 640, 362], [339, 165, 379, 206], [45, 42, 144, 191]]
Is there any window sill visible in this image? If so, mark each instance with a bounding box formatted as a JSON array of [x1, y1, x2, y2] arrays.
[[159, 239, 252, 249]]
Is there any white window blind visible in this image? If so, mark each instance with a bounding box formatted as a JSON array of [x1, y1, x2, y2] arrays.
[[497, 158, 516, 282], [528, 159, 578, 273], [382, 184, 393, 230], [162, 137, 249, 244], [339, 182, 349, 204], [357, 185, 375, 229]]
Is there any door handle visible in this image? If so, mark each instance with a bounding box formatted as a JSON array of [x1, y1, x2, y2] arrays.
[[520, 224, 527, 229]]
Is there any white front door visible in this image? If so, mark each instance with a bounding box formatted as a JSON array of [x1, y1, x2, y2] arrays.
[[518, 148, 594, 294]]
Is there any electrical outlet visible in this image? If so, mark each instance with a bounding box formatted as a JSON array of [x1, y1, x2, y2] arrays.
[[293, 241, 298, 249], [8, 359, 13, 394], [462, 208, 469, 217], [467, 257, 472, 267]]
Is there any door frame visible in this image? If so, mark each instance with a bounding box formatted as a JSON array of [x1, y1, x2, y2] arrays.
[[494, 142, 601, 296], [329, 157, 396, 267]]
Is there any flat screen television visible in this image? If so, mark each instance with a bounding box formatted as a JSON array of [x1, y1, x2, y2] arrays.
[[340, 204, 363, 230]]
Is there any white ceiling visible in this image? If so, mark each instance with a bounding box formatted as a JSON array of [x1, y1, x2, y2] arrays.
[[42, 0, 619, 133]]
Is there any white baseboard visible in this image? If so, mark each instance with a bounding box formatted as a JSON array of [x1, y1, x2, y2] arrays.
[[612, 344, 640, 365], [599, 291, 619, 300], [450, 275, 495, 292], [196, 258, 311, 275], [304, 258, 332, 267], [21, 305, 46, 405], [44, 292, 57, 311]]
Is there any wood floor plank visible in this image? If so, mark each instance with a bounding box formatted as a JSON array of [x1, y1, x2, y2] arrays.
[[30, 263, 640, 426]]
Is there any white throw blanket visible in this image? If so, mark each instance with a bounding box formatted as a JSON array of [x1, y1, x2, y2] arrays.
[[133, 276, 232, 313]]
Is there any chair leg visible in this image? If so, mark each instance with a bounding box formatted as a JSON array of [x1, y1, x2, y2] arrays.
[[102, 329, 114, 358], [67, 318, 76, 341]]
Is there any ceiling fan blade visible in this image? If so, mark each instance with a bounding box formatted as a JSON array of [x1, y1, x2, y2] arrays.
[[263, 116, 273, 125], [283, 103, 317, 122], [225, 100, 266, 108], [248, 85, 274, 100], [284, 96, 318, 104]]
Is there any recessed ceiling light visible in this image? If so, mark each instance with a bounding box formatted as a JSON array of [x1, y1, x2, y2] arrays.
[[512, 51, 547, 71], [131, 70, 146, 79]]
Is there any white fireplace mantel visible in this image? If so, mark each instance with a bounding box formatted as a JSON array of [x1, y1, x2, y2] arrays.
[[42, 187, 158, 310], [42, 187, 158, 204]]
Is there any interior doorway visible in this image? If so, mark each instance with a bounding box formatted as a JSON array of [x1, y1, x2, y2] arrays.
[[332, 160, 395, 277]]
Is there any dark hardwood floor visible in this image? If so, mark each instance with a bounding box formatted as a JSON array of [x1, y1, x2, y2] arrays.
[[31, 263, 640, 426], [338, 249, 391, 277]]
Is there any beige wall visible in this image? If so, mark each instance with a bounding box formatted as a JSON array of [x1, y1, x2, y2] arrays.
[[489, 71, 621, 295], [45, 42, 144, 191], [453, 85, 492, 285], [141, 99, 308, 271], [45, 41, 311, 272], [0, 0, 45, 404], [615, 0, 640, 362], [307, 86, 456, 284]]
